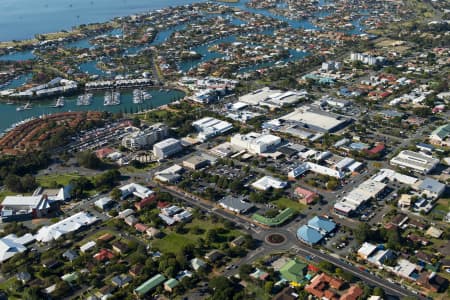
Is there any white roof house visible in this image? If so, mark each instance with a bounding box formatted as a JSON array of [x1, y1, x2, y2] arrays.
[[0, 234, 34, 262], [119, 183, 153, 199], [80, 241, 97, 253], [252, 176, 287, 191], [36, 212, 98, 243], [357, 242, 377, 260]]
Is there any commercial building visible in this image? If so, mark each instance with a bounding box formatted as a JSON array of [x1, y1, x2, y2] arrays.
[[121, 123, 168, 150], [154, 164, 184, 183], [239, 87, 307, 109], [297, 216, 336, 245], [153, 138, 183, 159], [417, 178, 446, 199], [119, 183, 153, 200], [265, 106, 351, 136], [429, 123, 450, 146], [36, 212, 99, 243], [350, 52, 385, 65], [219, 196, 254, 214], [288, 162, 345, 180], [230, 132, 281, 154], [390, 150, 439, 174], [251, 176, 287, 191], [339, 179, 386, 212], [95, 197, 114, 210], [192, 117, 233, 141], [0, 233, 34, 262], [297, 225, 324, 245], [307, 216, 336, 235], [294, 187, 318, 205], [1, 195, 51, 220], [334, 179, 386, 216], [183, 155, 210, 170]]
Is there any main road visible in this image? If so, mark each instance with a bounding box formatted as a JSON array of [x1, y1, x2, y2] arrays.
[[158, 184, 424, 300]]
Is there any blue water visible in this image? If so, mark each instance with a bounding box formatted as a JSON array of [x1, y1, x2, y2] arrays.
[[0, 0, 206, 42], [0, 89, 185, 132], [0, 73, 32, 90]]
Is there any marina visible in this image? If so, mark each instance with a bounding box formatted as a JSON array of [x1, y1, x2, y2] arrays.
[[0, 89, 185, 133]]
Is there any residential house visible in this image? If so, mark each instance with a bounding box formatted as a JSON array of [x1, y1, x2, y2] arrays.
[[191, 258, 207, 271], [146, 227, 162, 239], [111, 274, 132, 288], [129, 264, 144, 278], [125, 215, 138, 226], [112, 241, 129, 255], [164, 278, 180, 293], [279, 259, 307, 283], [230, 236, 246, 248], [204, 250, 223, 262], [62, 249, 78, 262], [135, 223, 149, 233], [134, 274, 166, 297], [93, 249, 114, 262]]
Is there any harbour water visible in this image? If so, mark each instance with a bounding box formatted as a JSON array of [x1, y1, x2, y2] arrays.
[[0, 89, 185, 133]]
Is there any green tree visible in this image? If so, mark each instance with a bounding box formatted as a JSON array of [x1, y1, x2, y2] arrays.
[[110, 188, 122, 201]]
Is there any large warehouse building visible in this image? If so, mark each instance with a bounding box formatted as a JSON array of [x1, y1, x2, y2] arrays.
[[390, 150, 439, 174], [192, 117, 233, 141], [266, 106, 351, 134], [230, 132, 281, 154]]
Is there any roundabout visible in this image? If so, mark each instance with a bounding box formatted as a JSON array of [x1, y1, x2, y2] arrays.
[[265, 233, 287, 246]]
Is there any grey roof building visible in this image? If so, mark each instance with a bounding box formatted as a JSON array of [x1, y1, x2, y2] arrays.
[[219, 196, 254, 214], [418, 178, 446, 199]]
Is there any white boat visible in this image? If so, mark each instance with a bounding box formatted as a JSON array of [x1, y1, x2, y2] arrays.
[[17, 102, 32, 111], [104, 90, 120, 106], [133, 89, 152, 104], [77, 93, 93, 106], [52, 96, 65, 108]]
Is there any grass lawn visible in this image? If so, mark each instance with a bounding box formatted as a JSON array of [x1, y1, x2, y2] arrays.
[[272, 197, 306, 212], [153, 218, 241, 255], [119, 163, 158, 174], [433, 198, 449, 214], [36, 173, 84, 188], [152, 233, 199, 255]]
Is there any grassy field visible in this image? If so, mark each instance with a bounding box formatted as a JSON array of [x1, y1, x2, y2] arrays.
[[119, 163, 158, 174], [153, 218, 241, 255], [433, 198, 449, 214], [36, 173, 84, 188], [272, 197, 306, 212]]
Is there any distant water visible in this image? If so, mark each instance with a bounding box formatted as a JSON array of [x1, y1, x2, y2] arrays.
[[0, 0, 206, 41]]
